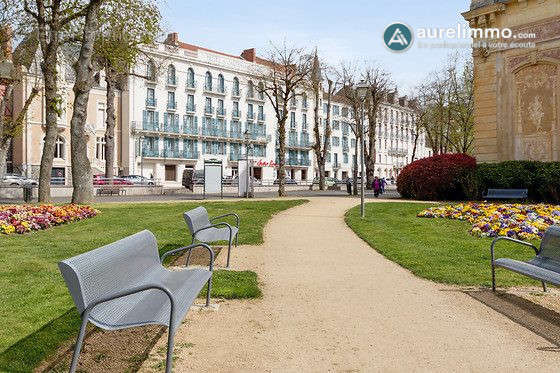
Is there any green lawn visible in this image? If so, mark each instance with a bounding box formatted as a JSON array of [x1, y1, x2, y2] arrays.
[[0, 199, 305, 372], [345, 202, 543, 287]]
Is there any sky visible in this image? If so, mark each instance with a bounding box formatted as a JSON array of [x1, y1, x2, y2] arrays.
[[159, 0, 472, 94]]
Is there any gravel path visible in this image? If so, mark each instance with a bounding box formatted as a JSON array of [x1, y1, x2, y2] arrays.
[[141, 197, 559, 372]]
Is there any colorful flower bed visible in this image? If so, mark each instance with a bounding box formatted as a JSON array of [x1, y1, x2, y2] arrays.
[[0, 204, 99, 235], [418, 203, 560, 240]]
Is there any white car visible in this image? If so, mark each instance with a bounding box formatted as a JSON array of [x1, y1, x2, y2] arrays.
[[1, 174, 38, 186]]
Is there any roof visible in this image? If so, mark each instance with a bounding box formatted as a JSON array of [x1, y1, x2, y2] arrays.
[[176, 41, 243, 61], [469, 0, 509, 10]]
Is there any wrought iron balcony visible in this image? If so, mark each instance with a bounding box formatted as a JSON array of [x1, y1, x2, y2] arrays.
[[216, 107, 226, 117], [182, 150, 199, 160], [183, 125, 199, 135], [186, 103, 196, 113], [163, 148, 181, 158], [142, 147, 160, 157], [167, 100, 177, 110], [145, 97, 157, 107], [232, 109, 241, 118], [142, 121, 159, 132]]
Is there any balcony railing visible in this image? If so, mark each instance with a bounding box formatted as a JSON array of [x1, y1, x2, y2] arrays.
[[166, 77, 177, 86], [285, 157, 310, 166], [163, 148, 180, 158], [186, 80, 196, 90], [204, 106, 214, 115], [183, 125, 199, 135], [182, 150, 199, 160], [247, 112, 255, 121], [204, 84, 213, 93], [142, 148, 160, 157], [257, 113, 265, 122], [163, 122, 179, 133], [146, 97, 157, 107], [229, 131, 243, 139], [142, 121, 159, 131], [232, 109, 241, 118], [216, 107, 226, 117], [167, 101, 177, 110], [230, 152, 243, 161], [186, 103, 196, 113], [202, 126, 227, 138], [216, 85, 226, 94], [232, 89, 240, 97]]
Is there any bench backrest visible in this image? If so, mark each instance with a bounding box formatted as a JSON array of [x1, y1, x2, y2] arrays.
[[58, 230, 160, 314], [486, 189, 528, 198], [539, 225, 560, 260], [184, 206, 211, 234]]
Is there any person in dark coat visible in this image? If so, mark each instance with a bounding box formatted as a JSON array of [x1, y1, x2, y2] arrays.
[[373, 177, 381, 198], [346, 178, 352, 195]]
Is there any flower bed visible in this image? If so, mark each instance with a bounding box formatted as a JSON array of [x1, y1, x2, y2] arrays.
[[0, 204, 99, 235], [418, 203, 560, 240]]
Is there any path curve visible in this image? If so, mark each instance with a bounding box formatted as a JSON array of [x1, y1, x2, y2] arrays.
[[142, 197, 558, 372]]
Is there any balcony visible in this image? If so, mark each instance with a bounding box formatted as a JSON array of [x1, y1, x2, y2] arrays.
[[186, 80, 196, 91], [285, 157, 310, 166], [162, 148, 181, 158], [216, 85, 226, 95], [229, 152, 243, 161], [247, 112, 255, 121], [167, 100, 177, 111], [229, 131, 243, 140], [166, 77, 177, 87], [204, 84, 213, 94], [204, 106, 214, 116], [142, 148, 160, 157], [145, 97, 157, 108], [342, 144, 349, 152], [163, 122, 179, 133], [202, 126, 227, 138], [186, 103, 196, 114], [182, 150, 199, 160], [142, 121, 159, 132], [232, 109, 241, 119], [183, 125, 199, 136], [247, 91, 264, 102], [257, 113, 265, 123], [216, 107, 226, 117], [232, 89, 241, 98]]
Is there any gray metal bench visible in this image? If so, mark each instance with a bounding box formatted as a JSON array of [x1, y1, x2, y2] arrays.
[[184, 206, 239, 268], [58, 230, 214, 373], [484, 188, 528, 200], [491, 225, 560, 292]]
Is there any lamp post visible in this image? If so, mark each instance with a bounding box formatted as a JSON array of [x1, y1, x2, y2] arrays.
[[356, 80, 369, 219], [243, 130, 253, 198]]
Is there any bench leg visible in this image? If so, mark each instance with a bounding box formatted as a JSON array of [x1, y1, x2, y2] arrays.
[[206, 277, 212, 307], [69, 315, 89, 373], [235, 232, 238, 247], [491, 261, 496, 292], [226, 236, 232, 268], [165, 327, 175, 373], [542, 281, 547, 292]]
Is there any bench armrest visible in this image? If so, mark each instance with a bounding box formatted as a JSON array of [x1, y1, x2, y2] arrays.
[[83, 284, 175, 317], [210, 213, 239, 228], [490, 236, 539, 263], [193, 222, 233, 239], [160, 243, 214, 271]]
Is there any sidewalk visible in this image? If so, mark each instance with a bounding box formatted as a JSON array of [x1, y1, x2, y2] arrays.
[[140, 197, 559, 372]]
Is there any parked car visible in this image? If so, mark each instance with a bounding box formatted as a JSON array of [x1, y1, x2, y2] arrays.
[[0, 174, 38, 186], [193, 170, 204, 185], [274, 177, 297, 185], [313, 177, 338, 187], [122, 175, 155, 186], [93, 174, 132, 186]]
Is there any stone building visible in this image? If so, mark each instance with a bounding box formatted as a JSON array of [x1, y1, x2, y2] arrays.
[[462, 0, 560, 162]]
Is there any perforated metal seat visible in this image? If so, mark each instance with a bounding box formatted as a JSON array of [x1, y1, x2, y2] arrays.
[[184, 206, 240, 267], [58, 230, 214, 373], [491, 225, 560, 292]]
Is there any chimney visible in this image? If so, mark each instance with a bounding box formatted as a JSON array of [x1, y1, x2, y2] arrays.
[[164, 32, 179, 46], [0, 25, 13, 60], [241, 48, 256, 62]]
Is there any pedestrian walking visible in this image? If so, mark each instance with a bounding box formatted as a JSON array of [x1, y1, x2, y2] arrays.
[[381, 177, 386, 194], [346, 178, 352, 195], [373, 177, 381, 198]]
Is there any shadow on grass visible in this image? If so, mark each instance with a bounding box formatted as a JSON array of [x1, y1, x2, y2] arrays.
[[465, 289, 560, 349]]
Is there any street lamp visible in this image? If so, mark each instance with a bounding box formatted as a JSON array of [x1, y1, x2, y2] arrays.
[[356, 80, 369, 219]]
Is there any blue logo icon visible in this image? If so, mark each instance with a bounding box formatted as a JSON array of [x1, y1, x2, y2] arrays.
[[383, 23, 414, 52]]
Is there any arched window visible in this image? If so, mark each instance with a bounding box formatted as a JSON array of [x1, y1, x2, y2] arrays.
[[205, 71, 212, 91], [187, 68, 195, 88], [167, 64, 176, 85], [54, 136, 65, 159], [232, 77, 240, 96], [247, 80, 254, 98], [218, 74, 225, 93], [302, 93, 307, 108], [147, 60, 156, 81], [258, 82, 264, 99]]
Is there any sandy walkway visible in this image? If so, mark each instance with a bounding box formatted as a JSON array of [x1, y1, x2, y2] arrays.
[[140, 197, 559, 372]]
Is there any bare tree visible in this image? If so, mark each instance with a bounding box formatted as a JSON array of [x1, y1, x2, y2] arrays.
[[256, 42, 312, 197], [309, 50, 337, 191], [95, 0, 161, 182], [69, 0, 105, 203]]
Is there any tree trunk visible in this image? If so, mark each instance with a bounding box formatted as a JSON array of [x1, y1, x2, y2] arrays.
[[312, 81, 324, 191], [38, 55, 60, 202], [0, 140, 9, 179], [70, 0, 101, 204], [104, 68, 116, 181], [277, 116, 286, 197]]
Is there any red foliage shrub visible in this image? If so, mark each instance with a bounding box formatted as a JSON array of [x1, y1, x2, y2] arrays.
[[397, 154, 477, 201]]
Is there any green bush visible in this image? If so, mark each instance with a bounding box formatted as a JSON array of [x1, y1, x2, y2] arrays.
[[475, 161, 560, 203]]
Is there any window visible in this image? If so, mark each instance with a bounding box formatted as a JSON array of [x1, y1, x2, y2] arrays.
[[302, 93, 307, 108], [333, 105, 340, 115], [96, 137, 106, 160], [167, 64, 176, 85], [186, 94, 195, 111], [258, 105, 264, 120], [187, 68, 195, 88], [96, 103, 106, 129], [351, 138, 356, 148], [332, 136, 340, 146], [167, 91, 176, 109], [217, 99, 224, 115], [341, 107, 348, 117], [218, 74, 225, 93], [146, 88, 155, 106], [258, 82, 264, 99], [233, 77, 240, 96], [332, 120, 340, 130], [205, 71, 212, 91], [343, 153, 348, 164], [302, 113, 307, 130], [323, 103, 328, 113], [205, 97, 212, 113], [147, 60, 156, 81], [54, 136, 65, 159], [233, 101, 239, 117], [247, 81, 254, 98], [247, 103, 254, 119], [290, 112, 296, 129]]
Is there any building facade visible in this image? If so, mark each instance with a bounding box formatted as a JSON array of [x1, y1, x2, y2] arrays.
[[462, 0, 560, 162], [10, 33, 431, 187]]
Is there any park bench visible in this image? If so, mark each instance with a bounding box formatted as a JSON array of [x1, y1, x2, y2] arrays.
[[96, 186, 125, 196], [58, 230, 214, 373], [483, 188, 528, 200], [491, 225, 560, 292], [184, 206, 239, 268]]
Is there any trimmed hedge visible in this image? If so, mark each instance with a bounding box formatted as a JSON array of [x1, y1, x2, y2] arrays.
[[398, 157, 560, 202], [396, 154, 477, 201]]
